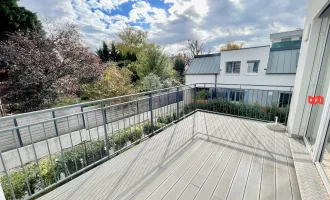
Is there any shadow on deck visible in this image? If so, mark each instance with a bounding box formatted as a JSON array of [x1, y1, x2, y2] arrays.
[[39, 111, 301, 200]]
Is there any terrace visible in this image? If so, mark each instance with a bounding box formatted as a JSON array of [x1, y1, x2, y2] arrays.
[[0, 84, 326, 200]]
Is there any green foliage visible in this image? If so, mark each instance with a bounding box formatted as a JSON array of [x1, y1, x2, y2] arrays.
[[109, 42, 122, 62], [116, 26, 149, 56], [52, 97, 83, 108], [109, 125, 143, 151], [0, 0, 43, 41], [173, 54, 185, 79], [143, 122, 166, 135], [96, 41, 110, 62], [139, 73, 163, 92], [135, 45, 176, 80], [196, 90, 210, 100], [0, 169, 27, 199], [183, 98, 289, 123], [80, 64, 135, 100]]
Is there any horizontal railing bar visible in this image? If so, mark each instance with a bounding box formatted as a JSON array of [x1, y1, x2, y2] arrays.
[[0, 94, 184, 133], [195, 83, 294, 88]]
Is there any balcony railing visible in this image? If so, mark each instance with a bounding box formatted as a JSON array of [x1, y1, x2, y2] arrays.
[[0, 83, 293, 200]]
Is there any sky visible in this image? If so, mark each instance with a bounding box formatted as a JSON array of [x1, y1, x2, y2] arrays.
[[18, 0, 308, 55]]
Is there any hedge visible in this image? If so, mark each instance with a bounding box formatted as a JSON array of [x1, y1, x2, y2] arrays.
[[184, 98, 289, 123]]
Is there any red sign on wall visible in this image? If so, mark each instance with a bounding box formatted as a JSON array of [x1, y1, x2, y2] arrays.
[[308, 96, 324, 105]]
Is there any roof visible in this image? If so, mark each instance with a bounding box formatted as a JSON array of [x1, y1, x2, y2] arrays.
[[185, 53, 221, 75], [270, 29, 303, 40], [267, 48, 300, 74], [220, 45, 270, 52]]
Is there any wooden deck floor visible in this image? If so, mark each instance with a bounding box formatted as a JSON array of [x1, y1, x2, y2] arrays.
[[39, 112, 301, 200]]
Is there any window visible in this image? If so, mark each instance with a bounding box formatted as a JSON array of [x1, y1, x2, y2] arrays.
[[279, 93, 292, 107], [226, 62, 241, 74], [247, 61, 260, 74], [228, 90, 245, 102], [281, 38, 292, 42]]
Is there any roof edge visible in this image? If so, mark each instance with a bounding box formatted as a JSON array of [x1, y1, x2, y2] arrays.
[[221, 45, 270, 52], [194, 53, 221, 58]]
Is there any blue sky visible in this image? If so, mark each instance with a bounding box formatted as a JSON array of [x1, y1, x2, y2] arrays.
[[18, 0, 308, 54]]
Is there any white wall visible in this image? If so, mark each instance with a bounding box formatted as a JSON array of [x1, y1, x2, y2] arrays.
[[287, 0, 330, 136], [185, 75, 216, 86], [218, 46, 295, 91]]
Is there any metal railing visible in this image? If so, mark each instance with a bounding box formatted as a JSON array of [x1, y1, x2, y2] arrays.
[[0, 83, 293, 200]]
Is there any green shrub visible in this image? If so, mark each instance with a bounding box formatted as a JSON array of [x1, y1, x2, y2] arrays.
[[196, 90, 210, 100], [1, 169, 27, 200], [143, 122, 166, 135], [183, 98, 289, 123], [109, 125, 143, 151]]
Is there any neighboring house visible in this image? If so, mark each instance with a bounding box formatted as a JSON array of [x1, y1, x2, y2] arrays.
[[185, 30, 302, 107]]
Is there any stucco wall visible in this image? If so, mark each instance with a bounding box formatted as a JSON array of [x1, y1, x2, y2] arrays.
[[185, 75, 216, 86], [218, 46, 295, 90], [287, 0, 330, 136]]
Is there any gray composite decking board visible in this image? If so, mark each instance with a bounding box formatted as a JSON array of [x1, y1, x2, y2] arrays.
[[146, 142, 216, 200], [259, 122, 276, 200], [194, 116, 249, 200], [161, 143, 219, 200], [39, 112, 301, 200], [275, 129, 293, 200], [211, 118, 256, 199], [225, 121, 261, 200]]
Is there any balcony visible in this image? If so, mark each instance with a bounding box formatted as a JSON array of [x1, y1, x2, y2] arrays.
[[0, 84, 324, 200]]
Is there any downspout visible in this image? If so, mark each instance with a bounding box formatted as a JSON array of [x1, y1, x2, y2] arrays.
[[215, 74, 218, 99]]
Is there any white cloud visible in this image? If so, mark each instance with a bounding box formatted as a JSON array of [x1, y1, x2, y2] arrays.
[[129, 1, 168, 23], [18, 0, 307, 54]]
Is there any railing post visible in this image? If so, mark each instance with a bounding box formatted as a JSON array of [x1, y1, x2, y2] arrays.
[[52, 111, 59, 136], [194, 84, 197, 110], [214, 83, 217, 99], [176, 87, 180, 117], [81, 106, 86, 129], [101, 104, 110, 157], [13, 118, 23, 147], [149, 93, 154, 135]]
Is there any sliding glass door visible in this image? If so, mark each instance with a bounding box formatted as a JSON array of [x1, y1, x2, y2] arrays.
[[305, 13, 330, 150]]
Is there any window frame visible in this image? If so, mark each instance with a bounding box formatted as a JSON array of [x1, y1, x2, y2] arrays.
[[225, 61, 241, 75], [228, 90, 245, 102], [278, 92, 292, 108], [246, 60, 260, 75]]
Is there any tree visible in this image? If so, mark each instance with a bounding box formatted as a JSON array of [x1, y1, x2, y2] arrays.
[[116, 26, 149, 56], [109, 41, 122, 62], [173, 54, 185, 81], [0, 0, 43, 40], [81, 63, 135, 100], [135, 45, 176, 80], [185, 39, 209, 65], [220, 41, 244, 51], [0, 24, 103, 112], [96, 41, 110, 62], [139, 73, 163, 92]]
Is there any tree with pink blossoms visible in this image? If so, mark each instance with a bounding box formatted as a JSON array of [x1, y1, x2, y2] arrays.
[[0, 24, 103, 112]]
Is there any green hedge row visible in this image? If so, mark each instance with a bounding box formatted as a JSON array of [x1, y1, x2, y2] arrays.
[[183, 98, 289, 123]]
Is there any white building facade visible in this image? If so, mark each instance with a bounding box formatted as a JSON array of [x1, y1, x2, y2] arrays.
[[185, 31, 301, 107]]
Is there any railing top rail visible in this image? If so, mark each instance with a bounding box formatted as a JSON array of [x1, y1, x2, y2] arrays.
[[0, 88, 189, 133], [0, 83, 294, 122], [0, 84, 194, 121], [196, 83, 294, 88]]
